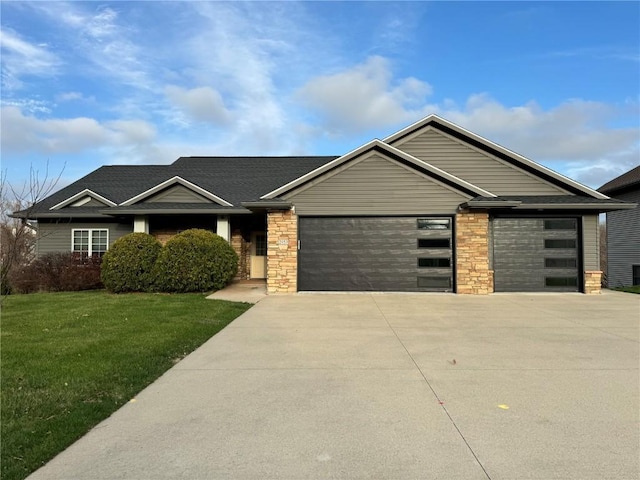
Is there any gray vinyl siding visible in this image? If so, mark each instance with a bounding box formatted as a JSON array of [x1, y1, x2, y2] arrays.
[[285, 152, 470, 215], [582, 215, 600, 271], [606, 189, 640, 287], [392, 128, 571, 196], [36, 220, 133, 256], [81, 198, 108, 207], [144, 185, 212, 203]]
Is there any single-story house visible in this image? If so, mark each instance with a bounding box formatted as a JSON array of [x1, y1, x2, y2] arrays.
[[598, 165, 640, 287], [14, 114, 635, 294]]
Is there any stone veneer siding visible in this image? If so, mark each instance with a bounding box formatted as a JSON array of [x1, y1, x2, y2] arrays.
[[584, 270, 602, 294], [267, 210, 298, 293], [456, 211, 494, 295]]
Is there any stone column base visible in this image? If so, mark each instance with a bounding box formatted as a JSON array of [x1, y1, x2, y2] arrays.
[[267, 210, 298, 293], [584, 271, 602, 294]]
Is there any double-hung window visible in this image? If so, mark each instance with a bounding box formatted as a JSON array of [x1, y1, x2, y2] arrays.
[[72, 229, 108, 257]]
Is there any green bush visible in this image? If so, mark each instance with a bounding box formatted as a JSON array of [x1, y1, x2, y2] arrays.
[[153, 229, 238, 293], [101, 233, 162, 293]]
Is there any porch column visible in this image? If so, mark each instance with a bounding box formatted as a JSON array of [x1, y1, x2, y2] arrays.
[[133, 215, 149, 234], [217, 215, 230, 242]]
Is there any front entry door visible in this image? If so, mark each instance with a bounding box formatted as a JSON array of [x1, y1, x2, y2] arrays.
[[250, 232, 267, 279]]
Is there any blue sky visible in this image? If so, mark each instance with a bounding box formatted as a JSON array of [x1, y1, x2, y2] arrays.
[[1, 1, 639, 195]]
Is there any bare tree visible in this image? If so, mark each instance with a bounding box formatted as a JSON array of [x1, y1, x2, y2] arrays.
[[1, 163, 64, 296]]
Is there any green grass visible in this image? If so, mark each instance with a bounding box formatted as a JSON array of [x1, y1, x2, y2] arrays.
[[1, 291, 251, 480], [614, 285, 640, 294]]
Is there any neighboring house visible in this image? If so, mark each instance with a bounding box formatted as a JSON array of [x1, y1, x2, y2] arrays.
[[14, 115, 635, 294], [598, 165, 640, 287]]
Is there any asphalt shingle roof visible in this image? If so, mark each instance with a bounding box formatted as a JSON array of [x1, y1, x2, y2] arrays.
[[21, 156, 338, 216], [598, 165, 640, 194]]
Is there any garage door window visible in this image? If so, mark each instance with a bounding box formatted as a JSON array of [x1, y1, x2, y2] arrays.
[[545, 258, 577, 268], [544, 219, 577, 230], [545, 276, 578, 287], [418, 238, 450, 248], [544, 239, 576, 249], [417, 218, 450, 230], [418, 258, 450, 268]]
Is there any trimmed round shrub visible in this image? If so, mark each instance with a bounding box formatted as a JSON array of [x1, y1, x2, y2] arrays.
[[153, 229, 238, 293], [101, 233, 162, 293]]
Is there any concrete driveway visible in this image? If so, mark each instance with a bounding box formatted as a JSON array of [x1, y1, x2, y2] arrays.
[[29, 292, 639, 480]]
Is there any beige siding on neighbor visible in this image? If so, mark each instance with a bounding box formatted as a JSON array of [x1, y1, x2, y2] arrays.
[[393, 128, 571, 196], [582, 214, 600, 271], [36, 220, 133, 255], [284, 152, 470, 215], [144, 185, 212, 203]]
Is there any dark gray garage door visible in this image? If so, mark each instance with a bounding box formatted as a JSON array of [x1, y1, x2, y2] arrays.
[[493, 218, 579, 292], [298, 216, 453, 292]]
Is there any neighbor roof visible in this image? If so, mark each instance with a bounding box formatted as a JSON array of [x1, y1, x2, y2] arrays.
[[598, 165, 640, 195]]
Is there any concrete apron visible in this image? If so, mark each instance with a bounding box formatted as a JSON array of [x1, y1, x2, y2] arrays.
[[206, 279, 267, 304], [28, 292, 639, 480]]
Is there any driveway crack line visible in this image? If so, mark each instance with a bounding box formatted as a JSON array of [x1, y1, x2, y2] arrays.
[[370, 295, 492, 480]]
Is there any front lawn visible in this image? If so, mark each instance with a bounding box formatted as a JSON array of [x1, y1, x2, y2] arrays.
[[1, 291, 251, 480], [615, 285, 640, 294]]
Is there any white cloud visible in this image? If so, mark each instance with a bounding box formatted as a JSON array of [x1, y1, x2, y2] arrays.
[[31, 2, 150, 88], [296, 58, 638, 188], [435, 95, 638, 161], [0, 106, 156, 155], [56, 91, 84, 102], [296, 56, 433, 132], [164, 85, 231, 125], [0, 29, 60, 89], [1, 97, 52, 114]]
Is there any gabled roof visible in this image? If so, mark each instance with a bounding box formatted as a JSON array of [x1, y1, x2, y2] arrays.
[[384, 114, 610, 200], [119, 176, 233, 206], [598, 165, 640, 195], [49, 189, 117, 210], [16, 156, 337, 218], [261, 139, 496, 199]]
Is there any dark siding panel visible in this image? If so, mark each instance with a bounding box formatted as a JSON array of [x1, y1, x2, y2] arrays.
[[299, 217, 453, 292], [607, 189, 640, 287]]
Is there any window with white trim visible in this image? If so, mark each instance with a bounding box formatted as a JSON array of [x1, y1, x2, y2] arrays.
[[72, 229, 109, 257]]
